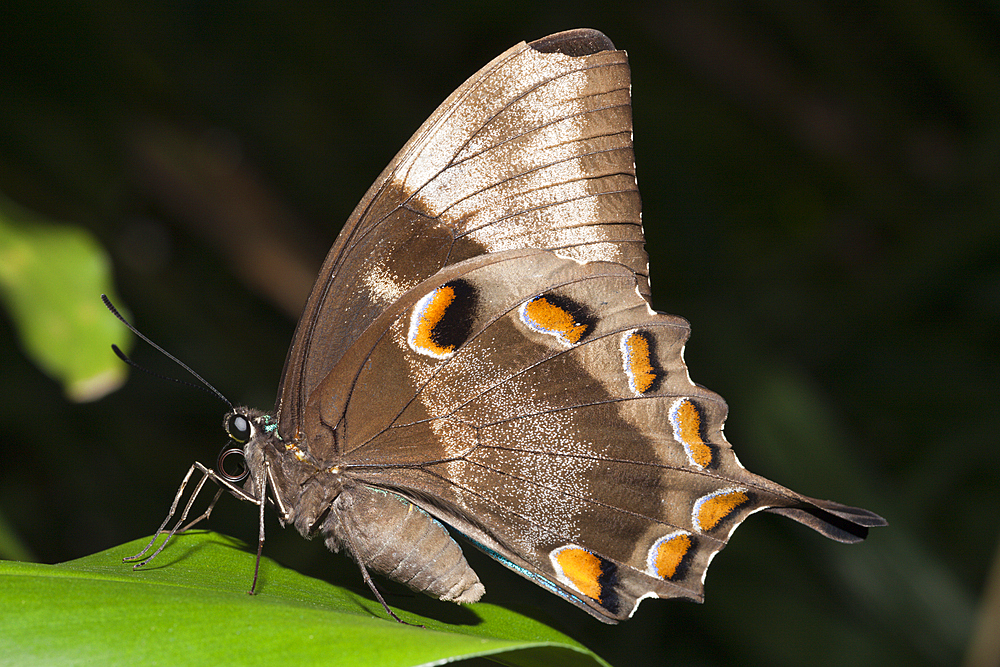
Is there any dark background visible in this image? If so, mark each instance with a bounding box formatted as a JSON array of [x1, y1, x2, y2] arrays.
[[2, 3, 997, 666]]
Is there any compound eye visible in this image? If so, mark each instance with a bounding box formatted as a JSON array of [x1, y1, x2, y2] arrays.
[[227, 413, 251, 443], [217, 446, 249, 483]]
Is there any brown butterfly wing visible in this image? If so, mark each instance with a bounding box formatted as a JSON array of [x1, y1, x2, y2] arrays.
[[276, 29, 645, 443], [306, 250, 883, 622]]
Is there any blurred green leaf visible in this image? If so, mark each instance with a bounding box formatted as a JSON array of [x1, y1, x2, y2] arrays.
[[0, 531, 608, 667], [0, 195, 127, 402], [0, 510, 34, 562]]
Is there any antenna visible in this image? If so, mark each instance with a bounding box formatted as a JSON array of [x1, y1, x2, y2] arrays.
[[102, 294, 234, 409]]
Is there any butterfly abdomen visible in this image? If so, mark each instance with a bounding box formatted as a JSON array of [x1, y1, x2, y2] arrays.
[[327, 483, 484, 604]]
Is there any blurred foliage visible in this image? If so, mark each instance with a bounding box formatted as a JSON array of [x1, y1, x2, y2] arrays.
[[0, 510, 33, 562], [1, 2, 997, 667], [0, 195, 128, 402]]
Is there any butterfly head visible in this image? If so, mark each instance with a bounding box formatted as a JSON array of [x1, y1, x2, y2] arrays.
[[216, 408, 284, 496], [215, 412, 251, 484]]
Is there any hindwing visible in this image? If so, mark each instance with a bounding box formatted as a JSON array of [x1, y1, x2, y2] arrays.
[[301, 250, 875, 622]]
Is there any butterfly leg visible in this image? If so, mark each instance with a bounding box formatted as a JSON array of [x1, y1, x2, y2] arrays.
[[124, 461, 262, 569], [124, 462, 206, 565], [248, 463, 268, 595], [174, 487, 224, 533]]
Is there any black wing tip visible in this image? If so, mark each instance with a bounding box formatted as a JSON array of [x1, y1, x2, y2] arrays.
[[529, 29, 616, 56], [767, 499, 887, 544]]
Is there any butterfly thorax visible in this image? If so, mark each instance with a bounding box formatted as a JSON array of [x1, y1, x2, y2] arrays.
[[235, 408, 344, 538]]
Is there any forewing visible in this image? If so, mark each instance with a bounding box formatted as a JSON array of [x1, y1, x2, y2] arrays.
[[277, 29, 645, 441]]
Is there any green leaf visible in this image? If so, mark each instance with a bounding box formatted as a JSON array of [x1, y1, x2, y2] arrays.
[[0, 195, 128, 402], [0, 531, 608, 667]]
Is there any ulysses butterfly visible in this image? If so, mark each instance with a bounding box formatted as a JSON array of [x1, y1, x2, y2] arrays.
[[122, 28, 885, 623]]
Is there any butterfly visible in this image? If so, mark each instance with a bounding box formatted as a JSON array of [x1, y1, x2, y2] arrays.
[[123, 28, 885, 624]]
